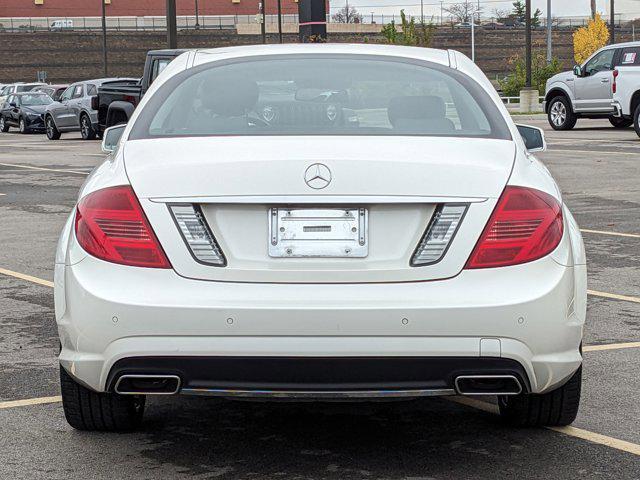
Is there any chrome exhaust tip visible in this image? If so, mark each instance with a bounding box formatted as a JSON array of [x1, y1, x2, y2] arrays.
[[454, 375, 523, 396], [114, 374, 181, 395]]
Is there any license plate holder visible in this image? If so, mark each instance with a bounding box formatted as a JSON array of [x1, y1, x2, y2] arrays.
[[269, 207, 368, 258]]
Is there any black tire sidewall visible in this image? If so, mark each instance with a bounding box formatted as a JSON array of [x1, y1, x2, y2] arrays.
[[609, 116, 632, 128], [46, 116, 60, 140], [633, 105, 640, 138]]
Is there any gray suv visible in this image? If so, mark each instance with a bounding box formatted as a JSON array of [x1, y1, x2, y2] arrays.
[[44, 78, 133, 140]]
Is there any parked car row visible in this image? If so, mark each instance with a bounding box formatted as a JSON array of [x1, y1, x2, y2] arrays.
[[0, 78, 135, 140]]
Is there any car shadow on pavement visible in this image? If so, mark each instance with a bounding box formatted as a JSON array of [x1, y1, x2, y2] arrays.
[[121, 396, 632, 479]]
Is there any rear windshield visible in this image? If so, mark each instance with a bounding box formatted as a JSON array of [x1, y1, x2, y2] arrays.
[[20, 94, 53, 106], [130, 55, 510, 140]]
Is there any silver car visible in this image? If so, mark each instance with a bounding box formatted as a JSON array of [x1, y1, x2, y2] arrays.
[[44, 78, 131, 140]]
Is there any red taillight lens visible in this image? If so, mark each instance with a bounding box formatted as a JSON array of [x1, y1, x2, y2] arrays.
[[465, 186, 563, 269], [74, 185, 171, 268]]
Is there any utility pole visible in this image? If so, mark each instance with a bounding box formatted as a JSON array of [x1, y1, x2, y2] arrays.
[[195, 0, 200, 28], [167, 0, 178, 48], [421, 0, 424, 24], [610, 0, 615, 44], [260, 1, 266, 44], [440, 1, 443, 26], [101, 0, 108, 76], [525, 0, 532, 88], [277, 0, 282, 43], [546, 0, 552, 64], [298, 0, 327, 42]]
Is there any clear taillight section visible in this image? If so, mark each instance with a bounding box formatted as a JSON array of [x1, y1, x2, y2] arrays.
[[169, 205, 226, 266], [411, 204, 468, 266], [75, 185, 171, 268], [465, 186, 563, 269]]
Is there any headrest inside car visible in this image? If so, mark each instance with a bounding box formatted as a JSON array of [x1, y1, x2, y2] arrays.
[[388, 95, 448, 125], [200, 76, 259, 117]]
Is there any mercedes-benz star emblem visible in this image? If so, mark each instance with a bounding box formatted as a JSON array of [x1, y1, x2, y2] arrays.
[[304, 163, 332, 189]]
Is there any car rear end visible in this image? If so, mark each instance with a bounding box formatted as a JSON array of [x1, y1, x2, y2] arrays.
[[55, 46, 585, 427]]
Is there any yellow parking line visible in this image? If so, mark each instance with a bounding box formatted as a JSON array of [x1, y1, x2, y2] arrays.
[[588, 289, 640, 304], [0, 396, 61, 410], [583, 342, 640, 352], [447, 397, 640, 456], [549, 426, 640, 456], [0, 162, 89, 175], [581, 229, 640, 239], [0, 268, 54, 288]]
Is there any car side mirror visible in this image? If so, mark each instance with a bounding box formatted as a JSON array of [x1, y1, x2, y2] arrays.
[[516, 124, 546, 153], [10, 102, 17, 108], [573, 65, 583, 77], [102, 124, 126, 153]]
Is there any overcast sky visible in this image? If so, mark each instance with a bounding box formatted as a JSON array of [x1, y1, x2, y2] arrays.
[[330, 0, 640, 20]]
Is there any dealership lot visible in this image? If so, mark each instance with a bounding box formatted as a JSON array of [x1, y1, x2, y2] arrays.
[[0, 120, 638, 478]]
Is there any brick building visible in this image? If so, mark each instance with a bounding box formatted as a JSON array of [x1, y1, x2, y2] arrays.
[[0, 0, 300, 17]]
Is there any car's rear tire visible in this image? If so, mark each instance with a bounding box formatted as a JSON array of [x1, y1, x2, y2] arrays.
[[80, 113, 97, 140], [633, 104, 640, 138], [0, 116, 8, 132], [60, 365, 145, 431], [45, 115, 61, 140], [609, 116, 632, 128], [19, 117, 28, 134], [547, 96, 577, 130], [498, 366, 581, 427]]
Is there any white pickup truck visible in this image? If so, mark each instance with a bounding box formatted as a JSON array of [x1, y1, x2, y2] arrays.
[[544, 41, 640, 131]]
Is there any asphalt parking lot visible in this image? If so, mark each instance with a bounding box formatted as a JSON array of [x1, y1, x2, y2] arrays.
[[0, 119, 639, 479]]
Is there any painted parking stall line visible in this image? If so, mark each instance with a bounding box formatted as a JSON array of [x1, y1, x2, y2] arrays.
[[0, 162, 90, 175], [0, 396, 62, 410], [580, 229, 640, 239], [448, 397, 640, 457]]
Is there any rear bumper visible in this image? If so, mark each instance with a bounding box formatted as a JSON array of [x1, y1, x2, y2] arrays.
[[56, 245, 586, 396], [612, 101, 623, 118]]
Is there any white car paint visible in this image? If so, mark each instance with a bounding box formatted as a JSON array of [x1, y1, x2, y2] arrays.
[[55, 44, 586, 401]]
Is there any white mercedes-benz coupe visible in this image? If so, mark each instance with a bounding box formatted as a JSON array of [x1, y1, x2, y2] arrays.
[[54, 44, 586, 432]]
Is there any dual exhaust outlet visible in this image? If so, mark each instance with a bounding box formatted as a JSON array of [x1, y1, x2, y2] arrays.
[[113, 374, 523, 397]]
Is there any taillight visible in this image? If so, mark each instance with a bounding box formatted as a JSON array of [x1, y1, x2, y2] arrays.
[[613, 69, 618, 94], [465, 186, 563, 269], [74, 185, 171, 268]]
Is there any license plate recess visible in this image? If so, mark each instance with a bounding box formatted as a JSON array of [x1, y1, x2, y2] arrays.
[[269, 207, 368, 258]]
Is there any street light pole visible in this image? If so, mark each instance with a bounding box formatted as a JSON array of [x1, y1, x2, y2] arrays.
[[610, 0, 615, 44], [167, 0, 178, 48], [546, 0, 552, 64], [277, 0, 282, 43], [260, 1, 266, 44], [195, 0, 200, 28], [420, 0, 424, 24], [101, 0, 108, 76], [525, 0, 532, 88]]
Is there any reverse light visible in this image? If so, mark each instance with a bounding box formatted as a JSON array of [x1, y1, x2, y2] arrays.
[[75, 185, 171, 268], [411, 204, 468, 266], [169, 205, 226, 266], [465, 186, 563, 269]]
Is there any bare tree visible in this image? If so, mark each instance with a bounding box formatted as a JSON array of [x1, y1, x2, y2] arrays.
[[332, 5, 363, 23], [444, 0, 482, 23], [492, 8, 510, 21]]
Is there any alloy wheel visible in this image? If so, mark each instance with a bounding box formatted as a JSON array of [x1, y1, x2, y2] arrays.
[[19, 118, 25, 133], [0, 117, 4, 131], [550, 101, 566, 127], [46, 118, 54, 138]]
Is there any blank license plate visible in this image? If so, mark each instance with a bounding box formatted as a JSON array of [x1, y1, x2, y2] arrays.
[[269, 208, 368, 258]]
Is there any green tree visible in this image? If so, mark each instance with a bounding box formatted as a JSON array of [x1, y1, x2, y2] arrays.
[[381, 10, 435, 47], [512, 0, 526, 22], [499, 51, 563, 96], [532, 8, 542, 27]]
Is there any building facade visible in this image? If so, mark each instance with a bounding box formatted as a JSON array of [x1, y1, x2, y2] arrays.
[[0, 0, 300, 17]]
